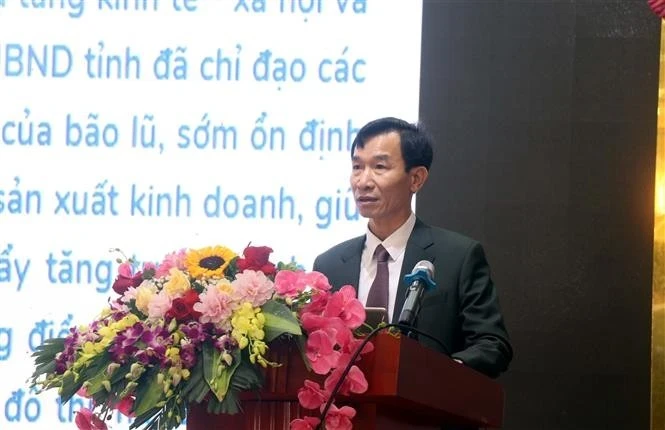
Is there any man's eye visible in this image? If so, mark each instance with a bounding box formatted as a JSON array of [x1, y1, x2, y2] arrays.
[[375, 164, 386, 169], [352, 164, 361, 170]]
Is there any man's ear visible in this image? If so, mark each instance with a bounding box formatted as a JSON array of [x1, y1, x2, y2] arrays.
[[409, 166, 429, 193]]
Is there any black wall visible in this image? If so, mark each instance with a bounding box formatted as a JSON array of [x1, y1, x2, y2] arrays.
[[417, 1, 660, 429]]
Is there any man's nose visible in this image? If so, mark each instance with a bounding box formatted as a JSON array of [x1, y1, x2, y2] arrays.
[[355, 168, 374, 188]]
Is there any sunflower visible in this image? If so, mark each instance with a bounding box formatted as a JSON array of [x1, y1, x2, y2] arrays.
[[185, 246, 237, 279]]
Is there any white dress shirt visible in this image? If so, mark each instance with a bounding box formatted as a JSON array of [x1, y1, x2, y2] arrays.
[[358, 212, 417, 319]]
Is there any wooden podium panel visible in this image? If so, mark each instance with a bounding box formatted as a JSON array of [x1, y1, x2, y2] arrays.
[[187, 332, 504, 429]]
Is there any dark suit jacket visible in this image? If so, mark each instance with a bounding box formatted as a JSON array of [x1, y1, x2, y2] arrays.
[[313, 218, 512, 378]]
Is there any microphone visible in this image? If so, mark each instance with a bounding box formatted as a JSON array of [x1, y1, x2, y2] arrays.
[[398, 260, 436, 328]]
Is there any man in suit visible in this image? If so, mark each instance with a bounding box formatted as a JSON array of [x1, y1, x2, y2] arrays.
[[313, 117, 512, 378]]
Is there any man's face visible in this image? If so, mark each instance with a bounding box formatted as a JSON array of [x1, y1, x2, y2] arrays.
[[350, 132, 418, 225]]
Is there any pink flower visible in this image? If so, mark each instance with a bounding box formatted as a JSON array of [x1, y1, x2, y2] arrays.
[[232, 270, 274, 307], [109, 298, 129, 313], [323, 404, 356, 430], [301, 313, 352, 348], [116, 396, 135, 417], [274, 270, 306, 298], [300, 271, 332, 293], [193, 287, 235, 325], [650, 0, 665, 17], [301, 290, 330, 315], [338, 337, 375, 369], [74, 408, 108, 430], [112, 262, 143, 295], [143, 262, 157, 273], [155, 249, 187, 278], [324, 365, 368, 396], [147, 289, 173, 319], [297, 379, 330, 410], [306, 329, 341, 375], [293, 275, 373, 430], [118, 262, 133, 277], [324, 286, 365, 329], [290, 416, 321, 430], [276, 271, 331, 299]]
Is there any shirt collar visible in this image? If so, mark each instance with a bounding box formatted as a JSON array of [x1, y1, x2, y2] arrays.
[[365, 213, 417, 261]]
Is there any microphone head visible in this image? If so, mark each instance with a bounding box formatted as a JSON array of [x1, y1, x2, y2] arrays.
[[412, 260, 434, 277], [404, 260, 436, 289]]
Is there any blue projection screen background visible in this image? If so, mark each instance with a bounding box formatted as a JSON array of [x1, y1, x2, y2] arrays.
[[0, 1, 423, 428]]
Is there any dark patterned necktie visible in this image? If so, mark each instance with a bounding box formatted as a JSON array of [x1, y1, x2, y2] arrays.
[[366, 244, 390, 310]]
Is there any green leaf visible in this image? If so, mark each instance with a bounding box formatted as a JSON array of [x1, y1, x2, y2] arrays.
[[182, 359, 211, 404], [224, 257, 240, 280], [142, 267, 156, 279], [81, 367, 110, 397], [127, 301, 147, 320], [32, 361, 56, 379], [277, 262, 301, 271], [78, 351, 110, 381], [262, 300, 302, 342], [203, 344, 240, 402], [206, 395, 227, 414], [129, 409, 161, 430], [193, 380, 211, 403], [59, 370, 83, 403], [216, 387, 241, 415], [72, 352, 114, 400], [109, 363, 132, 385], [231, 360, 262, 390], [182, 359, 208, 403], [31, 338, 66, 369], [215, 359, 264, 415], [133, 369, 165, 417]]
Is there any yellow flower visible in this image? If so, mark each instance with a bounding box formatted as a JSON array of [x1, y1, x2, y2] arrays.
[[78, 342, 98, 363], [216, 278, 233, 294], [135, 281, 158, 314], [98, 326, 116, 340], [231, 302, 266, 353], [166, 347, 181, 366], [82, 341, 96, 355], [235, 335, 249, 349], [235, 302, 255, 319], [251, 327, 265, 340], [185, 246, 236, 279], [168, 365, 190, 386], [97, 337, 112, 351], [107, 314, 138, 335], [121, 314, 140, 327], [127, 363, 145, 381], [164, 268, 191, 296]]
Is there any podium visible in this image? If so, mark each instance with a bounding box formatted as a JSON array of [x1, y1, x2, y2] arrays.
[[187, 332, 504, 429]]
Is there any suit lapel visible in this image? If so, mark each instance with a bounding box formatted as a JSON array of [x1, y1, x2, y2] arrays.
[[392, 219, 436, 323], [338, 235, 365, 291]]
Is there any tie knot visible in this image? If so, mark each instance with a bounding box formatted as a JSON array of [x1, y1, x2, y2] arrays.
[[374, 244, 390, 263]]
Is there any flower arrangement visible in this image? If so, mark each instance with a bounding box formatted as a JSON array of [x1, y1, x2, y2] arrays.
[[29, 244, 375, 430], [650, 0, 665, 18]]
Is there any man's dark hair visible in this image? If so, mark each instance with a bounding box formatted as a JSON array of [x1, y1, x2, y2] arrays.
[[350, 117, 434, 171]]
